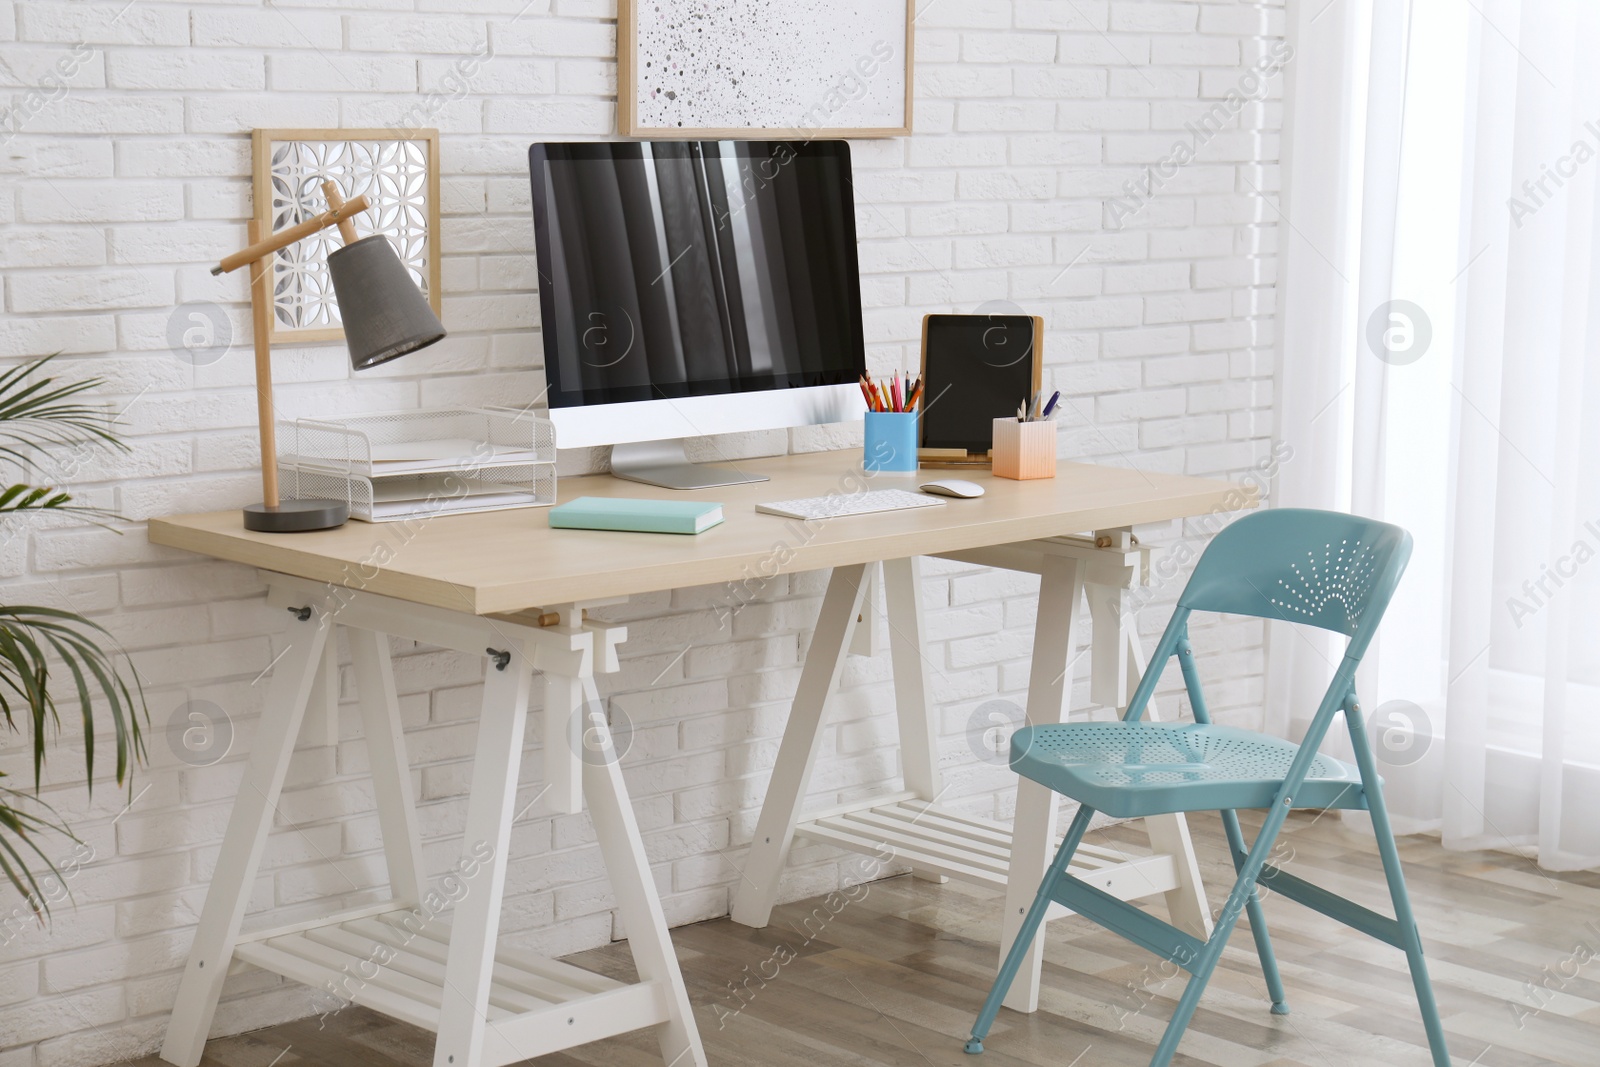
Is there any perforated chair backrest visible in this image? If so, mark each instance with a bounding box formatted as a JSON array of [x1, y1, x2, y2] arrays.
[[1177, 508, 1412, 659]]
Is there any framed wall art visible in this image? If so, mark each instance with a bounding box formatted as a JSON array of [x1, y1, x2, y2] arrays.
[[618, 0, 914, 138], [251, 127, 442, 345]]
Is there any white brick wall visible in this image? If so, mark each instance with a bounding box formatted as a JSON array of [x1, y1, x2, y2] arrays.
[[0, 1, 1286, 1062]]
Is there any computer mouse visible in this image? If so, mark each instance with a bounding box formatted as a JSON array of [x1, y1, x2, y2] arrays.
[[919, 479, 984, 499]]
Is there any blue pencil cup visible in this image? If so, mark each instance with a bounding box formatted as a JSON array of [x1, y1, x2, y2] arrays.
[[864, 411, 918, 472]]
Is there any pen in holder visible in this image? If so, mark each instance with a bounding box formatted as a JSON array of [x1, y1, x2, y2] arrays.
[[864, 411, 919, 472], [992, 417, 1057, 479]]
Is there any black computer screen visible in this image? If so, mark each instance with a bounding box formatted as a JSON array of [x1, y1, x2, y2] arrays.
[[528, 141, 867, 409]]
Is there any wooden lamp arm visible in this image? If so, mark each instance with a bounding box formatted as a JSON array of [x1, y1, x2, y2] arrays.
[[212, 190, 371, 275], [319, 180, 361, 245]]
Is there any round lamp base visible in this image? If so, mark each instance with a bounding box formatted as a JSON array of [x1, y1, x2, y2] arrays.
[[243, 499, 349, 533]]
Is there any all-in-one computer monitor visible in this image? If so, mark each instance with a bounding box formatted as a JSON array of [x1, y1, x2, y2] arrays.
[[528, 140, 867, 488]]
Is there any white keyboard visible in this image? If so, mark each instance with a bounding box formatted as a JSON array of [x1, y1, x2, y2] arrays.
[[755, 488, 946, 521]]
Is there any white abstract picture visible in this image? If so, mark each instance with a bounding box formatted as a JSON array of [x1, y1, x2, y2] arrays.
[[624, 0, 910, 135]]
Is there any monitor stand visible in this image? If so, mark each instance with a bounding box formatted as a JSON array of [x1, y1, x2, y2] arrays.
[[610, 439, 771, 490]]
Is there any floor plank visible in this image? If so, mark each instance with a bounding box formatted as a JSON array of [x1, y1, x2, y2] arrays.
[[118, 811, 1599, 1067]]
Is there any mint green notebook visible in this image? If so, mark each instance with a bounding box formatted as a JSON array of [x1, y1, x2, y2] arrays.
[[548, 496, 724, 535]]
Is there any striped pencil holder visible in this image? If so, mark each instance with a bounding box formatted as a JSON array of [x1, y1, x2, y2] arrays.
[[992, 418, 1057, 480]]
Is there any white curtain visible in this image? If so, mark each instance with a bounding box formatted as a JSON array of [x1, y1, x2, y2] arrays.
[[1275, 0, 1600, 871]]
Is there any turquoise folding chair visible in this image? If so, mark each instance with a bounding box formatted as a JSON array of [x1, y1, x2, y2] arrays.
[[965, 508, 1450, 1066]]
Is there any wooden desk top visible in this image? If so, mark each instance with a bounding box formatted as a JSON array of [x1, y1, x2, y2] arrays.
[[148, 452, 1254, 615]]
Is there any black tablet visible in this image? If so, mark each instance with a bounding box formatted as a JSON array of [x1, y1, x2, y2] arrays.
[[917, 314, 1043, 460]]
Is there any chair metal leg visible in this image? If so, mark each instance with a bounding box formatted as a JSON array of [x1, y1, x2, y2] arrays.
[[1123, 624, 1211, 941], [1148, 790, 1302, 1067], [1373, 825, 1451, 1067], [1176, 634, 1289, 1018], [1219, 808, 1289, 1014], [1346, 704, 1451, 1067], [966, 804, 1095, 1055]]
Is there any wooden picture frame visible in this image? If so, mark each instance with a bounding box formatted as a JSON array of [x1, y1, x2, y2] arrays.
[[917, 313, 1045, 469], [617, 0, 914, 139], [252, 128, 442, 346]]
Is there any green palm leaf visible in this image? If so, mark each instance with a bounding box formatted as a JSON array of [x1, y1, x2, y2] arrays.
[[0, 355, 126, 470], [0, 355, 146, 914], [0, 778, 69, 916], [0, 483, 117, 526], [0, 484, 72, 512], [0, 607, 145, 792]]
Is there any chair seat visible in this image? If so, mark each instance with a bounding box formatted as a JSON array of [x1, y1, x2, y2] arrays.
[[1010, 721, 1370, 819]]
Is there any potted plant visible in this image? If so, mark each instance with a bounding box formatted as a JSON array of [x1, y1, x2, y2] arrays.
[[0, 355, 146, 914]]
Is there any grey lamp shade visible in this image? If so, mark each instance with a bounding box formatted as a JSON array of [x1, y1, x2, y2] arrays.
[[327, 234, 446, 370]]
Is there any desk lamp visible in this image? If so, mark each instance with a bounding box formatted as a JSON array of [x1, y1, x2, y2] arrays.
[[213, 180, 446, 533]]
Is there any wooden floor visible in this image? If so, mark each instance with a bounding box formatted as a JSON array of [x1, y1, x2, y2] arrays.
[[125, 811, 1600, 1067]]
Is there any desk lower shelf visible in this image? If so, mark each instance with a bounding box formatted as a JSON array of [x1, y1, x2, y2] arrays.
[[794, 794, 1180, 914], [232, 912, 671, 1066]]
